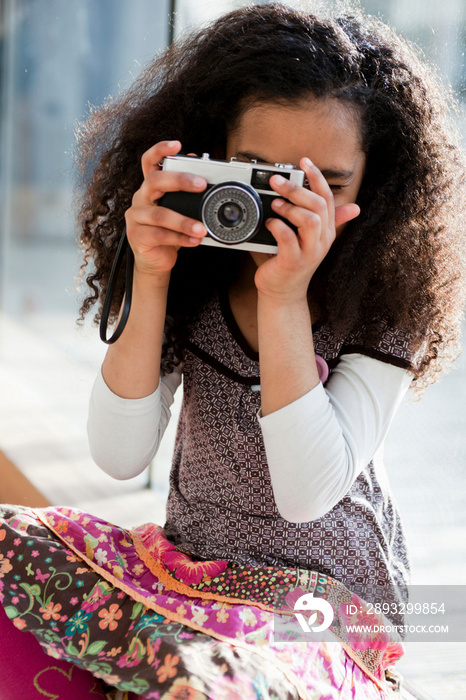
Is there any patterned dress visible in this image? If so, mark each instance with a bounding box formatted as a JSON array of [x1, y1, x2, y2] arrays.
[[165, 288, 415, 626]]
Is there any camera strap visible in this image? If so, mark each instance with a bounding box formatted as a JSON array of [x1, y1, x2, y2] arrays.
[[99, 227, 134, 344]]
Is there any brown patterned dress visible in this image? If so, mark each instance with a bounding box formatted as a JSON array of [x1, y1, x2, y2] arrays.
[[163, 288, 416, 626]]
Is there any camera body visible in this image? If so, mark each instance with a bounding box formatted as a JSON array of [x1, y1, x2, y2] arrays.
[[159, 154, 305, 253]]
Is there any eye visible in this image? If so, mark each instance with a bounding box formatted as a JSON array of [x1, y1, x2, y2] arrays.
[[328, 184, 343, 192]]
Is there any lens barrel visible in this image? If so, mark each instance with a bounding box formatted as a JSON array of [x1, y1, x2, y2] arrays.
[[201, 182, 262, 244]]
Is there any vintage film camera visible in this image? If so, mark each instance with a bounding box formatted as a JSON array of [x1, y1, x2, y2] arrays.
[[159, 154, 305, 253]]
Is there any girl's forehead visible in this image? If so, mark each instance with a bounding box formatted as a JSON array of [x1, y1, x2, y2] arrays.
[[227, 98, 364, 170]]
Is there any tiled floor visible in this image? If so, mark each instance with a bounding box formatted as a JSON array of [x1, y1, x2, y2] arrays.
[[1, 309, 465, 699]]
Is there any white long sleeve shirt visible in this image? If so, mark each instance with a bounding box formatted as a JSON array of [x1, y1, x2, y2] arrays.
[[88, 352, 412, 522]]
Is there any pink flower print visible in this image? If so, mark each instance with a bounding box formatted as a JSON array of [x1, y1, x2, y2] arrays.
[[0, 554, 13, 578], [14, 538, 21, 546], [35, 569, 50, 584], [70, 597, 79, 605], [143, 526, 177, 560], [162, 550, 227, 586], [12, 596, 19, 605], [116, 637, 145, 668], [98, 603, 123, 631], [39, 602, 62, 621], [31, 550, 39, 558], [82, 582, 113, 612]]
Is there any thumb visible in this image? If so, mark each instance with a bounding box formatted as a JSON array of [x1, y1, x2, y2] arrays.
[[334, 203, 360, 229]]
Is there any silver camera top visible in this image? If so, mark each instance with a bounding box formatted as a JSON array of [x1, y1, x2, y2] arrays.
[[162, 153, 305, 191]]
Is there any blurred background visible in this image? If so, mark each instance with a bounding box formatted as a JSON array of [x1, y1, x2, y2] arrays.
[[0, 1, 465, 698]]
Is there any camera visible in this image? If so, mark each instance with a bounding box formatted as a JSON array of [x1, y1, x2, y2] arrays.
[[159, 154, 305, 253]]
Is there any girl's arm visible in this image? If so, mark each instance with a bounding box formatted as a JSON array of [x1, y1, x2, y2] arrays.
[[88, 363, 182, 480], [101, 140, 207, 401], [255, 159, 410, 521], [255, 157, 360, 417], [88, 140, 207, 476], [258, 353, 412, 522]]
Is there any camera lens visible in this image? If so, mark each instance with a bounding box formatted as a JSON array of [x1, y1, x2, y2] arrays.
[[201, 183, 262, 244], [218, 202, 243, 227]]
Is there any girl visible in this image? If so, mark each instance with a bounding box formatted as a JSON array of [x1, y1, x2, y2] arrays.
[[1, 3, 465, 699]]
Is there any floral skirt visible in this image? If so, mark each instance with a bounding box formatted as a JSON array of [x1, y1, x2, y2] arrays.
[[0, 504, 405, 699]]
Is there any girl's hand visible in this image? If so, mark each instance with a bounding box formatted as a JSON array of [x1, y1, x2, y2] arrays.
[[253, 157, 360, 302], [124, 140, 207, 280]]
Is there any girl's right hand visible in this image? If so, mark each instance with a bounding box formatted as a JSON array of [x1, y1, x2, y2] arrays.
[[124, 140, 207, 280]]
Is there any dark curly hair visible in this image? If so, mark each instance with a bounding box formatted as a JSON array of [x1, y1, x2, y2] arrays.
[[75, 2, 466, 397]]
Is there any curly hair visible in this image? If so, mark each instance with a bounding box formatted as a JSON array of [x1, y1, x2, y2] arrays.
[[75, 2, 466, 396]]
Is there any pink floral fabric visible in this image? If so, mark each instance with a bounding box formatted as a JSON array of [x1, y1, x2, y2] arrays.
[[0, 504, 404, 699]]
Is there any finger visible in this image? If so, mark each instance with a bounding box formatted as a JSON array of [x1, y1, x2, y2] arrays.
[[270, 196, 326, 234], [134, 170, 207, 205], [265, 217, 301, 263], [335, 203, 360, 229], [300, 157, 335, 210], [269, 158, 333, 211], [269, 170, 330, 235], [270, 200, 324, 257], [140, 140, 182, 179], [127, 224, 204, 251], [126, 204, 206, 238]]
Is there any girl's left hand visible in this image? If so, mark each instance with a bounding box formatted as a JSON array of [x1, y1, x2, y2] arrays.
[[253, 157, 360, 302]]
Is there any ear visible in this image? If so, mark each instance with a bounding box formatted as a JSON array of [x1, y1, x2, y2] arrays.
[[334, 203, 360, 229]]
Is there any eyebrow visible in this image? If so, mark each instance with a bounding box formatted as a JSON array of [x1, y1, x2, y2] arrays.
[[235, 152, 354, 180], [320, 168, 354, 181], [235, 150, 275, 164]]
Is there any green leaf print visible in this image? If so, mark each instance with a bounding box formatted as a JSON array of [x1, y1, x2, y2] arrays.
[[87, 640, 108, 655], [4, 605, 19, 619], [118, 676, 150, 694], [65, 641, 81, 656], [130, 601, 145, 620]]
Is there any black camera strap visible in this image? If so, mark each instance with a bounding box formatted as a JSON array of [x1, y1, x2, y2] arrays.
[[99, 227, 134, 344]]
